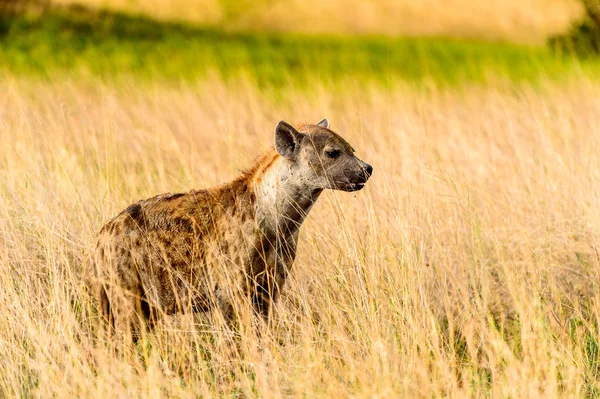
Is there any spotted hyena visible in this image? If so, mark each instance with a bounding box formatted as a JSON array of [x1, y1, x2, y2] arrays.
[[94, 119, 373, 337]]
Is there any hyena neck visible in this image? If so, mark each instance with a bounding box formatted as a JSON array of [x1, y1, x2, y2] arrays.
[[250, 151, 322, 237]]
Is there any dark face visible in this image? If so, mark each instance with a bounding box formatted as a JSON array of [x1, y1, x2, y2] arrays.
[[274, 119, 373, 192]]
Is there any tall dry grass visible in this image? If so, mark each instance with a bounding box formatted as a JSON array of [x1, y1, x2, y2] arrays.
[[1, 76, 600, 397]]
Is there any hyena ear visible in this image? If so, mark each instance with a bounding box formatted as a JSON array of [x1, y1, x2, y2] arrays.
[[317, 118, 330, 129], [275, 121, 303, 159]]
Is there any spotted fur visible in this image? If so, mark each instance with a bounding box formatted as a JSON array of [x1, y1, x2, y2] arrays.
[[94, 119, 373, 337]]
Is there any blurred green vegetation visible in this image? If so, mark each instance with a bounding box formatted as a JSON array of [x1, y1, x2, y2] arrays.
[[549, 0, 600, 56], [1, 5, 599, 86]]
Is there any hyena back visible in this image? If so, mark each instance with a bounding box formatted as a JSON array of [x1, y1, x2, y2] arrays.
[[94, 119, 373, 337]]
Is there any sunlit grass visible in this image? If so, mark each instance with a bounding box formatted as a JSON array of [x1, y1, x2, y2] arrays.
[[1, 75, 600, 397], [1, 6, 599, 87], [50, 0, 582, 42]]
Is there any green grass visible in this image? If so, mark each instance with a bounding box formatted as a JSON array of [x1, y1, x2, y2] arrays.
[[0, 5, 599, 86]]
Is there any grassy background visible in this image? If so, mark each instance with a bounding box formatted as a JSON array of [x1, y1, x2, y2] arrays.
[[1, 6, 599, 86], [50, 0, 582, 42], [2, 1, 600, 398], [4, 75, 600, 399]]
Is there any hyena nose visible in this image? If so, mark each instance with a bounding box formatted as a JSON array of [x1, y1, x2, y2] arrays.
[[364, 163, 373, 178]]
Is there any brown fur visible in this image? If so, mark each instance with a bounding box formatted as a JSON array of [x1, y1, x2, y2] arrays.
[[94, 120, 372, 337]]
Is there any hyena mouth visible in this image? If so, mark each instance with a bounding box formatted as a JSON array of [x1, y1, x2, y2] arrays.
[[348, 182, 366, 191], [336, 181, 367, 192]]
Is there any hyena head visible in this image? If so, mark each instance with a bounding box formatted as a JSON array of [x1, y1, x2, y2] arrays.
[[274, 118, 373, 192]]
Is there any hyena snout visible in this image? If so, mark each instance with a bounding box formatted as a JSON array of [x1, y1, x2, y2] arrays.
[[361, 162, 373, 181], [336, 158, 373, 192], [353, 159, 373, 189]]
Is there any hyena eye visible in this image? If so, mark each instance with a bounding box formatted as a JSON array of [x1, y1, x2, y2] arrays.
[[325, 150, 341, 159]]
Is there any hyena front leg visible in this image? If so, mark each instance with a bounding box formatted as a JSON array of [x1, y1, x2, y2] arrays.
[[251, 260, 289, 323]]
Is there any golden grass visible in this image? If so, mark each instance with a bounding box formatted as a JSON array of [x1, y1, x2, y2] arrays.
[[50, 0, 584, 42], [2, 76, 600, 397]]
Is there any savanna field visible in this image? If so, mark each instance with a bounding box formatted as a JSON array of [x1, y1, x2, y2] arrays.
[[3, 0, 600, 397]]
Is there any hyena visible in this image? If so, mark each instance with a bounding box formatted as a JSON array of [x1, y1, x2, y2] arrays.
[[94, 119, 373, 337]]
